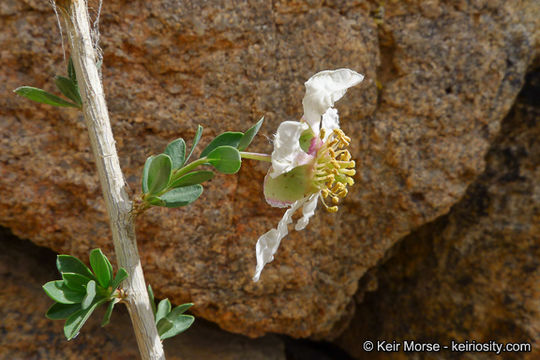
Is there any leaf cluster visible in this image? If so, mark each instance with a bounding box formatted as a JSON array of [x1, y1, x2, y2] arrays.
[[14, 58, 83, 109], [42, 249, 128, 340], [140, 117, 263, 209], [147, 285, 194, 340]]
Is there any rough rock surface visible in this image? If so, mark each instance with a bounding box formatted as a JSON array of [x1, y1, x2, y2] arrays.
[[336, 70, 540, 359], [0, 229, 285, 360], [0, 0, 538, 338]]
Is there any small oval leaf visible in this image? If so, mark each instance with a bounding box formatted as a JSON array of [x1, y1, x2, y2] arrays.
[[145, 195, 166, 206], [156, 299, 171, 323], [46, 302, 82, 320], [64, 299, 106, 340], [164, 138, 186, 170], [68, 57, 77, 83], [43, 280, 85, 304], [238, 117, 264, 151], [147, 154, 172, 195], [207, 146, 241, 174], [62, 273, 91, 293], [101, 300, 117, 327], [200, 132, 243, 158], [159, 185, 203, 208], [81, 280, 96, 310], [110, 268, 128, 290], [160, 314, 195, 340], [186, 125, 203, 163], [169, 303, 194, 317], [89, 249, 112, 288], [14, 86, 79, 108], [56, 255, 95, 280], [142, 156, 154, 194], [169, 171, 214, 188], [55, 76, 82, 106], [157, 318, 174, 338]]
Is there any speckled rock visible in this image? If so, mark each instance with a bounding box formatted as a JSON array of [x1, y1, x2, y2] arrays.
[[335, 70, 540, 359], [0, 229, 285, 360], [0, 0, 538, 338]]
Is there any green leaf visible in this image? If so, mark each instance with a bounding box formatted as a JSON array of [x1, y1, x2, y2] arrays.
[[54, 76, 82, 106], [169, 171, 214, 188], [101, 299, 117, 327], [186, 125, 203, 163], [46, 302, 81, 320], [238, 116, 264, 151], [156, 299, 171, 323], [200, 132, 243, 158], [64, 298, 106, 340], [169, 303, 194, 317], [148, 285, 157, 317], [158, 185, 203, 208], [68, 57, 77, 83], [160, 314, 195, 340], [206, 146, 241, 174], [56, 255, 95, 280], [156, 318, 174, 339], [89, 249, 112, 288], [103, 255, 114, 286], [145, 195, 166, 206], [110, 268, 128, 290], [142, 155, 153, 194], [147, 154, 172, 195], [164, 138, 186, 170], [43, 280, 85, 304], [14, 86, 79, 108], [81, 280, 96, 310], [62, 273, 91, 293]]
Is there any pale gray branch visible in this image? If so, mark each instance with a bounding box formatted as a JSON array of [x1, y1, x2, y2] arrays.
[[56, 1, 165, 359]]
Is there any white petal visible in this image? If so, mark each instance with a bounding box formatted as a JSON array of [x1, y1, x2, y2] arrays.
[[253, 198, 307, 282], [270, 120, 309, 178], [320, 108, 340, 142], [295, 192, 320, 231], [302, 69, 364, 133]]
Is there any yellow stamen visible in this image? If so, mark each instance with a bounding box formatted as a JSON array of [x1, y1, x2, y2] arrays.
[[312, 128, 356, 212]]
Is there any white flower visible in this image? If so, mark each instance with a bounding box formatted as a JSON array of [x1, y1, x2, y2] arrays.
[[253, 69, 364, 282]]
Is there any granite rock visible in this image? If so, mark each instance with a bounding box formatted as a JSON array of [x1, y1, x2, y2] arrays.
[[0, 0, 538, 338], [335, 69, 540, 359]]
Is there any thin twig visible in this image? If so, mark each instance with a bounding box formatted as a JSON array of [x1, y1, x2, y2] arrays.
[[55, 1, 165, 359]]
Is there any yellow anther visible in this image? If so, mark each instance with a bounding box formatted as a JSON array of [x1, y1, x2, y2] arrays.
[[337, 188, 348, 197], [327, 206, 338, 213], [329, 148, 336, 157], [338, 151, 352, 161], [333, 129, 351, 145], [332, 196, 340, 204], [341, 169, 356, 176], [336, 160, 355, 168], [316, 174, 335, 183], [331, 183, 345, 192]]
